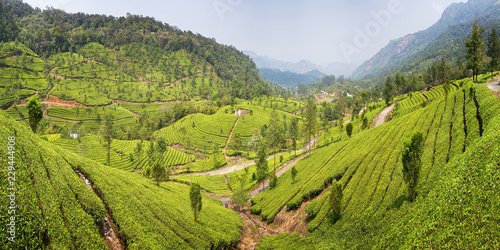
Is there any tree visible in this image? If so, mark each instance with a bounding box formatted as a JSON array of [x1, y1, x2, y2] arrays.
[[444, 80, 451, 100], [134, 139, 143, 169], [231, 174, 249, 211], [233, 133, 242, 156], [291, 166, 298, 182], [289, 116, 300, 157], [465, 21, 485, 83], [101, 112, 115, 167], [152, 162, 166, 186], [267, 112, 284, 171], [487, 28, 500, 76], [304, 98, 318, 155], [156, 137, 167, 154], [255, 145, 268, 189], [269, 172, 278, 188], [401, 131, 424, 202], [212, 141, 219, 169], [338, 119, 344, 140], [346, 122, 353, 138], [330, 181, 343, 222], [27, 96, 43, 133], [383, 76, 393, 105], [190, 183, 202, 222]]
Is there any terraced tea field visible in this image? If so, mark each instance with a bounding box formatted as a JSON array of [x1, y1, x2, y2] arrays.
[[250, 81, 476, 224], [254, 81, 500, 248], [0, 109, 242, 249], [155, 106, 238, 152], [52, 135, 193, 172]]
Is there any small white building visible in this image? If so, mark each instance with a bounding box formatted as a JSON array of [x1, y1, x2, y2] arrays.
[[70, 130, 79, 139]]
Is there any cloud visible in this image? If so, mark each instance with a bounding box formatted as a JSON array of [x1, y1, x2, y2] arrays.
[[431, 2, 445, 13]]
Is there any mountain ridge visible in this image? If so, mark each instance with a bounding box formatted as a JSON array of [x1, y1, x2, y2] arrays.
[[351, 0, 499, 80]]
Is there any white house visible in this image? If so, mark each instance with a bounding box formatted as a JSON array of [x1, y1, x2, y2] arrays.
[[70, 130, 78, 139]]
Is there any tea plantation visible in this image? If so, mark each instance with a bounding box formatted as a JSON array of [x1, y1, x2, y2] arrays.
[[255, 81, 500, 248]]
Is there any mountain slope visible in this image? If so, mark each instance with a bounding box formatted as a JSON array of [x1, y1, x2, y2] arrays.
[[351, 0, 499, 79], [0, 0, 269, 108], [0, 109, 242, 249]]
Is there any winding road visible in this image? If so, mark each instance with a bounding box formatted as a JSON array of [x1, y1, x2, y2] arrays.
[[173, 137, 318, 177], [486, 78, 500, 92], [374, 103, 395, 127]]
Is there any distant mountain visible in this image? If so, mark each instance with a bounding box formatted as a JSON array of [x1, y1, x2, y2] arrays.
[[243, 50, 357, 76], [351, 0, 499, 80], [258, 68, 326, 89]]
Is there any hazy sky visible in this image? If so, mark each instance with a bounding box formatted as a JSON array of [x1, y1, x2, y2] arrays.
[[24, 0, 467, 66]]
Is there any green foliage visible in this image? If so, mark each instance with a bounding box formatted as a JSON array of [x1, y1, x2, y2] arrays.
[[465, 22, 485, 82], [329, 181, 343, 222], [190, 183, 202, 222], [384, 76, 393, 105], [487, 28, 500, 73], [256, 145, 269, 185], [345, 122, 353, 138], [27, 95, 42, 133], [152, 162, 166, 186], [269, 172, 278, 189], [291, 166, 298, 182]]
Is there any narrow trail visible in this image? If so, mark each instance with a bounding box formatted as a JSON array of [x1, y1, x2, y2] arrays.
[[374, 103, 395, 127], [223, 117, 239, 160]]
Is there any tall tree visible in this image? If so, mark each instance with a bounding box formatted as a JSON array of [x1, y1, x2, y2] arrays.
[[465, 21, 485, 83], [304, 98, 318, 155], [401, 131, 424, 202], [338, 119, 344, 140], [289, 116, 300, 157], [330, 181, 343, 222], [190, 183, 202, 222], [101, 112, 115, 167], [27, 96, 43, 133], [487, 28, 500, 76], [267, 112, 284, 171], [212, 141, 219, 169], [383, 76, 393, 105], [231, 174, 249, 211], [233, 133, 242, 157], [346, 122, 353, 138], [255, 145, 268, 189], [134, 139, 143, 169], [152, 162, 166, 186], [291, 166, 298, 183]]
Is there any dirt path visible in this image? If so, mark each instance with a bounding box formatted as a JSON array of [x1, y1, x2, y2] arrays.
[[175, 137, 318, 177], [485, 77, 500, 92], [250, 150, 315, 198], [374, 103, 395, 127], [223, 118, 239, 160]]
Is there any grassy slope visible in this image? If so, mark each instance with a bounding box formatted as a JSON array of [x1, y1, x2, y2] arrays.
[[0, 110, 241, 249], [257, 82, 500, 249]]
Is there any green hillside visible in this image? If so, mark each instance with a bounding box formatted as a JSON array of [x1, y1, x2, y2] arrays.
[[255, 80, 500, 248], [0, 108, 242, 249]]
